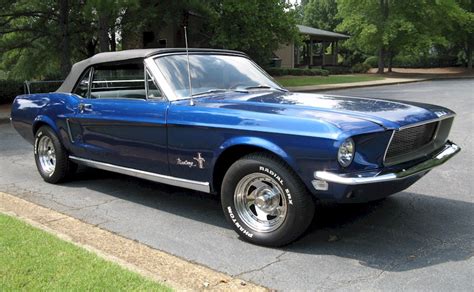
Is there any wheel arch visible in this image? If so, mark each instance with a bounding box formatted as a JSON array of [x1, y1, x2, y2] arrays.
[[212, 137, 299, 193], [32, 115, 59, 136]]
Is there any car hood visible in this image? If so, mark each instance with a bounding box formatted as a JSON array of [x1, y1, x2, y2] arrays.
[[195, 91, 454, 130]]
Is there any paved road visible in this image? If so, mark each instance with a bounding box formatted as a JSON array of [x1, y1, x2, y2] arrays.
[[1, 79, 472, 291]]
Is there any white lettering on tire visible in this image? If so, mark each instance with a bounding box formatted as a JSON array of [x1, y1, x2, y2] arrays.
[[259, 166, 284, 185], [227, 206, 253, 238], [259, 166, 293, 205]]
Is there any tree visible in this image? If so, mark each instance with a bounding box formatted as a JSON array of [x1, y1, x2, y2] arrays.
[[444, 0, 473, 70], [209, 0, 299, 65], [303, 0, 340, 31], [82, 0, 139, 52], [337, 0, 470, 73], [0, 0, 84, 78]]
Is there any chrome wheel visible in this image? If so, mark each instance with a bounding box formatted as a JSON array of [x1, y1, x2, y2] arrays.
[[234, 173, 288, 232], [37, 135, 56, 175]]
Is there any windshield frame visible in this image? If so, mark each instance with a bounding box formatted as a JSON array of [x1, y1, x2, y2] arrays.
[[146, 52, 286, 101]]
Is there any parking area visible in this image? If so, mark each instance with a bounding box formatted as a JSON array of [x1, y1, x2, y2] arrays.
[[0, 79, 472, 291]]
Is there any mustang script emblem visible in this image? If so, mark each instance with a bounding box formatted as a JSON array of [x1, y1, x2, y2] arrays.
[[176, 158, 196, 168]]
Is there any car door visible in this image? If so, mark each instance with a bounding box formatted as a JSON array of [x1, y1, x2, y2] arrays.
[[68, 61, 169, 175]]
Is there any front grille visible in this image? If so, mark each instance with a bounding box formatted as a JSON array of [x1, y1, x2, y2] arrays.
[[386, 122, 438, 159]]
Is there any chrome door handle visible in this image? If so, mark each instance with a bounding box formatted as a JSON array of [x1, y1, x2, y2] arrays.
[[78, 103, 92, 113]]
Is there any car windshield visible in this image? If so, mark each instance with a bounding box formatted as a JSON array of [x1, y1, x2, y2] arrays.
[[154, 54, 284, 99]]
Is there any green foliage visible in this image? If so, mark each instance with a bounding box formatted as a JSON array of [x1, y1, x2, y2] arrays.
[[1, 0, 299, 79], [266, 67, 329, 76], [0, 80, 23, 104], [303, 0, 340, 31], [336, 0, 472, 71], [364, 53, 461, 68], [1, 0, 471, 81], [209, 0, 299, 64]]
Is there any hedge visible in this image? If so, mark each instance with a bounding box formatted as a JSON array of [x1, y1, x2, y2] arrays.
[[0, 80, 23, 105], [364, 55, 459, 68], [266, 68, 330, 77], [267, 65, 371, 76], [320, 64, 371, 74]]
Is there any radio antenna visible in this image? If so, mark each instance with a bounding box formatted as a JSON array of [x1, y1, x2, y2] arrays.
[[184, 26, 194, 106]]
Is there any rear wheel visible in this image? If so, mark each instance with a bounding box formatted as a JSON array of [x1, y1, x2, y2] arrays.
[[221, 153, 315, 246], [34, 126, 77, 183]]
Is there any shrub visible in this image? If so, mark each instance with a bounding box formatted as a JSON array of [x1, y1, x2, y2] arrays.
[[364, 56, 378, 68], [351, 63, 371, 73], [322, 66, 353, 75], [0, 80, 23, 104], [266, 68, 329, 77]]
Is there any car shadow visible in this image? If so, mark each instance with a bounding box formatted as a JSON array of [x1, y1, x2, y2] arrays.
[[64, 167, 473, 272]]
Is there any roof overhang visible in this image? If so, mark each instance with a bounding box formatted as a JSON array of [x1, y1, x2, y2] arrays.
[[297, 25, 349, 41]]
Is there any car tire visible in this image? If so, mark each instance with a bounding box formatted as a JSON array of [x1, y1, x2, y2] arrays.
[[221, 152, 315, 247], [34, 126, 77, 183]]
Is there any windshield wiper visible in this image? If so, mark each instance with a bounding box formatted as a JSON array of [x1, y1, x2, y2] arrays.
[[191, 88, 249, 97], [191, 89, 228, 97]]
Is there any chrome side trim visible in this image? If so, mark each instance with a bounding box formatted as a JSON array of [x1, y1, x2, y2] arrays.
[[65, 119, 74, 143], [382, 130, 396, 164], [69, 156, 210, 193], [314, 141, 460, 186], [432, 120, 442, 142]]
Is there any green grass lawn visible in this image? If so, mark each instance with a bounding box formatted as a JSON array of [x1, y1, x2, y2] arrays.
[[0, 214, 171, 291], [275, 75, 385, 87]]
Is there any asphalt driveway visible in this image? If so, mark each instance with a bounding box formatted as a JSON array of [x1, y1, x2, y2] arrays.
[[0, 79, 472, 291]]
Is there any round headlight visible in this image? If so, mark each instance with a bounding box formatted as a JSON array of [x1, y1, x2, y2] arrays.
[[337, 138, 355, 167]]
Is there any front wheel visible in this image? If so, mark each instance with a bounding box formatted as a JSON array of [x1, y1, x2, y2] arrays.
[[221, 153, 315, 247]]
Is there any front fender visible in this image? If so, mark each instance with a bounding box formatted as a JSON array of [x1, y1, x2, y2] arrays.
[[216, 136, 299, 175]]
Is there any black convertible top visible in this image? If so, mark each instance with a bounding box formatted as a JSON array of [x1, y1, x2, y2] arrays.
[[56, 48, 245, 93]]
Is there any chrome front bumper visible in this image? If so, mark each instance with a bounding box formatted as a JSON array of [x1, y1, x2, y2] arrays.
[[313, 141, 460, 187]]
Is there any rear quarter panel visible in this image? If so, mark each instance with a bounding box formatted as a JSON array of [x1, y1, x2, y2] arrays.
[[11, 93, 79, 151]]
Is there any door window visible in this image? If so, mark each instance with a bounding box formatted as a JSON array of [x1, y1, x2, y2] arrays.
[[91, 63, 147, 99]]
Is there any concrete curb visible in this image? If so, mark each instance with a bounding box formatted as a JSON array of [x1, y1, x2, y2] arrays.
[[287, 75, 474, 93], [0, 192, 267, 291]]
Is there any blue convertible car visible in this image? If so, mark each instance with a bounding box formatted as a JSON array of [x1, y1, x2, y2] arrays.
[[11, 49, 460, 246]]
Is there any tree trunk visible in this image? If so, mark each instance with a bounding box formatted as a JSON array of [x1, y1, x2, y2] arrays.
[[85, 38, 97, 57], [59, 0, 71, 78], [110, 25, 116, 51], [377, 0, 389, 74], [467, 43, 472, 71], [387, 50, 393, 72], [377, 46, 385, 74], [98, 12, 110, 52]]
